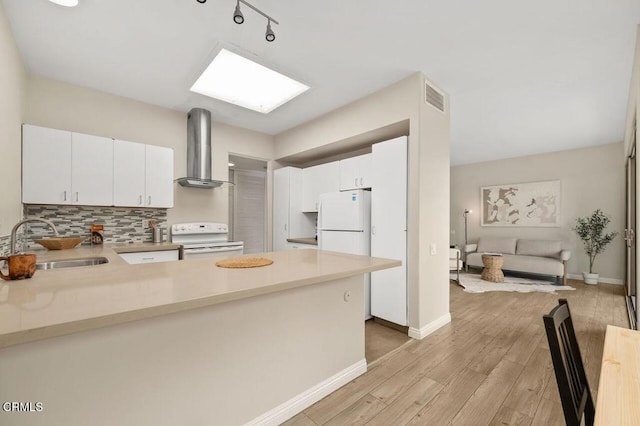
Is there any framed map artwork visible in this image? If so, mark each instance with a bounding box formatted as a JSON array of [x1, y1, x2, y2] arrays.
[[480, 180, 561, 227]]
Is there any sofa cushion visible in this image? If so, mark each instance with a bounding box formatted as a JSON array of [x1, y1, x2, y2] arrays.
[[466, 253, 564, 276], [516, 239, 562, 259], [477, 237, 517, 255]]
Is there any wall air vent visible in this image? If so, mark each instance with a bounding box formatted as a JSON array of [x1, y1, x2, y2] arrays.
[[425, 82, 445, 113]]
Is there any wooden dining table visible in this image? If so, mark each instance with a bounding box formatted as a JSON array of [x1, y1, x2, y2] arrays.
[[594, 325, 640, 425]]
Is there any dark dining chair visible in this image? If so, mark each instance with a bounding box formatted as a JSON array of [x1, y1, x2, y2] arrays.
[[543, 299, 595, 426]]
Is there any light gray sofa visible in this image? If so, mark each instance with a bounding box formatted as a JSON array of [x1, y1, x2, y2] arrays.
[[465, 237, 571, 284]]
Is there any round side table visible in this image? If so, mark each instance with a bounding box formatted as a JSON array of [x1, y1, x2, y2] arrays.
[[481, 254, 504, 283]]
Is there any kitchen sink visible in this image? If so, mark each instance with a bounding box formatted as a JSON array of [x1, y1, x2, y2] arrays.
[[36, 257, 109, 270]]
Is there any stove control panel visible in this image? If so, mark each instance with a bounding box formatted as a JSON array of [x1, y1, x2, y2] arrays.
[[171, 222, 228, 235]]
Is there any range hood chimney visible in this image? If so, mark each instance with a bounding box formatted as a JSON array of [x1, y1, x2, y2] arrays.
[[176, 108, 227, 189]]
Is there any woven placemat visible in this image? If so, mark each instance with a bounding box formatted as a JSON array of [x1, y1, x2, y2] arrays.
[[215, 257, 274, 268]]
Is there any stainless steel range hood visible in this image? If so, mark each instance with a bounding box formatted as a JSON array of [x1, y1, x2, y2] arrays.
[[176, 108, 228, 189]]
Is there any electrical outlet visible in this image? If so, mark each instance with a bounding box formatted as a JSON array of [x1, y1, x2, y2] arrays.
[[143, 219, 151, 229], [430, 243, 437, 256]]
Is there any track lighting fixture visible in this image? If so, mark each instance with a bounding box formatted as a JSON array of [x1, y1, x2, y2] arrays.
[[233, 1, 244, 24], [265, 20, 275, 42], [196, 0, 279, 42]]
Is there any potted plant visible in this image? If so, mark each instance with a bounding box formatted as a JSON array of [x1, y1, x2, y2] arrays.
[[573, 209, 618, 285]]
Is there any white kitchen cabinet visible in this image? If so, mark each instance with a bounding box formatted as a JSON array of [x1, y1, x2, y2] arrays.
[[22, 125, 72, 205], [273, 167, 315, 251], [118, 249, 179, 264], [113, 140, 146, 207], [145, 145, 174, 208], [113, 141, 173, 208], [371, 136, 408, 326], [301, 161, 340, 212], [339, 153, 372, 191], [71, 132, 114, 206], [22, 126, 113, 206], [23, 124, 173, 208]]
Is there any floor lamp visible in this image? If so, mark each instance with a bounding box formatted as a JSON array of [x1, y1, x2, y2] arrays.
[[464, 209, 471, 271]]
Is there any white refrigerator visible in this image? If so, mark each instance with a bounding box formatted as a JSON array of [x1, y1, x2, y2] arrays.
[[318, 190, 372, 320]]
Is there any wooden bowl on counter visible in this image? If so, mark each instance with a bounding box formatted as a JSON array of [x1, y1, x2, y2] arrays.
[[34, 237, 86, 250]]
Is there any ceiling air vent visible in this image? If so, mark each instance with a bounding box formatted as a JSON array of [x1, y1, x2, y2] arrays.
[[425, 82, 445, 113]]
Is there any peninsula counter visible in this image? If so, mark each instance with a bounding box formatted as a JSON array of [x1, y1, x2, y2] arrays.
[[0, 248, 400, 425]]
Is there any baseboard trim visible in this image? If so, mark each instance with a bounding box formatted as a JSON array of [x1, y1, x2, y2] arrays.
[[245, 359, 367, 426], [566, 273, 623, 285], [408, 312, 452, 340]]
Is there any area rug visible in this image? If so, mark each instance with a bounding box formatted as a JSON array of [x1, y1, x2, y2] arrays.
[[450, 273, 575, 294]]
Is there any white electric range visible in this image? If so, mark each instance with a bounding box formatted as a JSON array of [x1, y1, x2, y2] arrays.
[[170, 222, 244, 260]]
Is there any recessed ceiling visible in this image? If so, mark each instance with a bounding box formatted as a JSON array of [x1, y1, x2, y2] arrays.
[[3, 0, 640, 165]]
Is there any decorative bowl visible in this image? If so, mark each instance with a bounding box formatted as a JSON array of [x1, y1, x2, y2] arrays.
[[34, 237, 86, 250]]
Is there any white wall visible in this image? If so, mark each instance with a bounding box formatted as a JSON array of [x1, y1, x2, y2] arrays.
[[450, 142, 625, 281], [275, 73, 451, 334], [0, 3, 26, 238], [23, 75, 275, 236]]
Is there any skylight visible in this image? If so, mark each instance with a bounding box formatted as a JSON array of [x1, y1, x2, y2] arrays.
[[48, 0, 78, 6], [190, 49, 309, 114]]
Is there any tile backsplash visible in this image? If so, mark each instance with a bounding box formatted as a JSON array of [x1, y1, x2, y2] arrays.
[[18, 205, 168, 251], [0, 234, 10, 256]]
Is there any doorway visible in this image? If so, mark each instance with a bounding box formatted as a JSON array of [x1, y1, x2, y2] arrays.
[[228, 155, 268, 254], [626, 136, 637, 329]]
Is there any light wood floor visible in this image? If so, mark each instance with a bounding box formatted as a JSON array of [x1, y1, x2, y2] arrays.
[[283, 279, 628, 426], [365, 319, 412, 364]]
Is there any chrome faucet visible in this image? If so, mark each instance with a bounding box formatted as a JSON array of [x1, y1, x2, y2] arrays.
[[10, 218, 60, 254]]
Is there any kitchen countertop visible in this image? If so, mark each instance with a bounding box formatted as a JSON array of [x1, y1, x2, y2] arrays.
[[287, 237, 318, 246], [0, 246, 399, 348], [28, 242, 181, 263]]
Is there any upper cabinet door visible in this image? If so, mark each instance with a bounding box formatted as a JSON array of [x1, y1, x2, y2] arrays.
[[339, 154, 372, 191], [302, 161, 340, 212], [339, 156, 361, 191], [22, 125, 72, 205], [145, 145, 174, 208], [113, 140, 146, 207], [358, 153, 372, 189], [71, 132, 114, 206]]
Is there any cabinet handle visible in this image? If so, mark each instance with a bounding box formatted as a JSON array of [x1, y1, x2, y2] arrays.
[[63, 190, 67, 201], [284, 223, 288, 231], [75, 192, 79, 202], [360, 177, 363, 186], [315, 202, 318, 210], [148, 196, 151, 206], [355, 178, 358, 187], [139, 195, 143, 205]]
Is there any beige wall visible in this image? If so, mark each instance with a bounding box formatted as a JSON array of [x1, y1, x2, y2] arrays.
[[624, 26, 640, 157], [276, 73, 451, 334], [450, 142, 625, 281], [23, 75, 275, 234], [0, 3, 26, 237], [0, 275, 364, 425]]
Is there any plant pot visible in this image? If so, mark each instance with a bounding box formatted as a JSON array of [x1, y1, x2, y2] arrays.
[[583, 272, 599, 285]]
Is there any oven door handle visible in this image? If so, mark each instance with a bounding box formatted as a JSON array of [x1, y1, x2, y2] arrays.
[[185, 247, 242, 254]]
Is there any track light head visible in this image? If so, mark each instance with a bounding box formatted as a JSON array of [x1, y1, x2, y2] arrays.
[[265, 20, 275, 42], [233, 2, 244, 24]]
